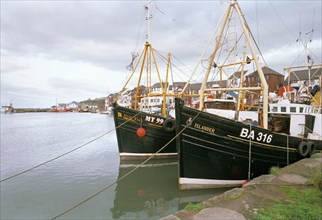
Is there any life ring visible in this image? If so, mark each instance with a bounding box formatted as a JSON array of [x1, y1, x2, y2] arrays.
[[163, 119, 175, 132], [298, 141, 309, 158], [307, 141, 315, 156]]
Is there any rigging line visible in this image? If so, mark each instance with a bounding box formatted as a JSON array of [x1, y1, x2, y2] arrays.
[[288, 48, 306, 68], [0, 111, 142, 183], [180, 5, 227, 95], [246, 14, 294, 42], [134, 8, 146, 52], [153, 50, 194, 82], [310, 8, 315, 41], [256, 2, 260, 48], [267, 0, 297, 39], [153, 49, 168, 62], [51, 110, 202, 220], [170, 63, 175, 86], [289, 45, 321, 68], [155, 0, 175, 22], [172, 54, 195, 74], [171, 54, 190, 69], [247, 21, 269, 68], [208, 30, 244, 82]]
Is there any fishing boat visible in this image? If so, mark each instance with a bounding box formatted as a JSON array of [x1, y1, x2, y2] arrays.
[[174, 0, 322, 190], [1, 103, 14, 114], [113, 2, 182, 160]]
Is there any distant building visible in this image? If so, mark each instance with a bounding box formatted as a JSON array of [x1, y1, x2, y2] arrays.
[[245, 66, 284, 105], [105, 93, 118, 110], [284, 67, 321, 87], [66, 102, 79, 110], [228, 70, 248, 88], [116, 89, 132, 108]]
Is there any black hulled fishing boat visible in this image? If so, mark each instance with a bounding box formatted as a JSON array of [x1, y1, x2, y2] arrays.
[[175, 97, 321, 189], [174, 0, 322, 189], [113, 2, 180, 160], [113, 102, 176, 159]]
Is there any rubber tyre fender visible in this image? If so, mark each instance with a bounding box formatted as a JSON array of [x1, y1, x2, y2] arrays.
[[162, 119, 175, 132], [297, 141, 309, 158], [307, 141, 315, 156]]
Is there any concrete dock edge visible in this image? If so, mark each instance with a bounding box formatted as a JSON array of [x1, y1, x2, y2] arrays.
[[160, 153, 322, 220]]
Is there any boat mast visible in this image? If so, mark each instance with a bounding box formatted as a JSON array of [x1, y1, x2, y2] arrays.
[[145, 2, 152, 98], [135, 1, 165, 112], [199, 0, 268, 128], [162, 53, 171, 116], [116, 0, 171, 115], [199, 5, 232, 111], [233, 1, 268, 128]]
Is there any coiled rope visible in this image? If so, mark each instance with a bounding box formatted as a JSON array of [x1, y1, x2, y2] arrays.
[[51, 111, 201, 220], [0, 111, 142, 183]]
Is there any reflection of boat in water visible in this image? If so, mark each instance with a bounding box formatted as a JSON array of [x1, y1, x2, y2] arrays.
[[111, 159, 229, 219], [174, 1, 322, 190]]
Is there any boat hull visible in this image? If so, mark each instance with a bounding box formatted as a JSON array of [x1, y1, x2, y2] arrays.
[[175, 98, 321, 190], [113, 103, 177, 160]]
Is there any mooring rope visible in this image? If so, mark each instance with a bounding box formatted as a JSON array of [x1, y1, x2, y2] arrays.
[[51, 111, 201, 220], [304, 125, 322, 138], [247, 123, 252, 181], [287, 135, 289, 165], [0, 111, 142, 183]]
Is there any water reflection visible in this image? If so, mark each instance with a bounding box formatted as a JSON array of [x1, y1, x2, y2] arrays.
[[111, 159, 229, 219], [0, 113, 229, 219]]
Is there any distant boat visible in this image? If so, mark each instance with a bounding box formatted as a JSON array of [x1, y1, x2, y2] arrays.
[[1, 103, 14, 114], [100, 107, 113, 115], [50, 105, 73, 112], [174, 1, 322, 190]]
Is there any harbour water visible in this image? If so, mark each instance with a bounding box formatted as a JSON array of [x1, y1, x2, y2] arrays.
[[1, 113, 229, 219]]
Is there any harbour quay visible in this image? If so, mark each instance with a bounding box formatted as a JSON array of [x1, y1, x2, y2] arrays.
[[14, 108, 50, 113], [161, 153, 322, 220]]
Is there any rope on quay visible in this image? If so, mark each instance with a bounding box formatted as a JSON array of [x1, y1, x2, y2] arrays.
[[0, 111, 142, 183], [51, 111, 201, 220]]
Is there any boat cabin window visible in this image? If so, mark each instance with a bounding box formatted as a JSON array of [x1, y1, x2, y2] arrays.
[[272, 106, 278, 112], [281, 107, 287, 112], [290, 107, 296, 113], [300, 107, 303, 113], [204, 101, 235, 110]]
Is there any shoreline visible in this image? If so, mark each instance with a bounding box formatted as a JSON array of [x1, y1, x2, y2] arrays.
[[161, 153, 322, 220]]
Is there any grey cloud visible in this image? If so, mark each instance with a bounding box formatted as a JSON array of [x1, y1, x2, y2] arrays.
[[1, 1, 321, 108], [47, 77, 106, 96]]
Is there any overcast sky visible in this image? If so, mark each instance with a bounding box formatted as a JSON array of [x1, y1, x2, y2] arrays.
[[1, 0, 321, 108]]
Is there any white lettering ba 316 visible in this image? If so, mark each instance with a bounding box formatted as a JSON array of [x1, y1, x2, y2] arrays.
[[239, 128, 273, 143]]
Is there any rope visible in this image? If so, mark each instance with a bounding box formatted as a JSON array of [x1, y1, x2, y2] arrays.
[[51, 111, 201, 220], [304, 125, 322, 138], [0, 132, 109, 183], [247, 123, 253, 181], [0, 111, 142, 183], [287, 135, 289, 165]]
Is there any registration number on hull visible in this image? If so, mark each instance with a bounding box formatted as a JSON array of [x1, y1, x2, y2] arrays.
[[117, 112, 164, 125], [145, 116, 164, 125], [239, 128, 273, 143]]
